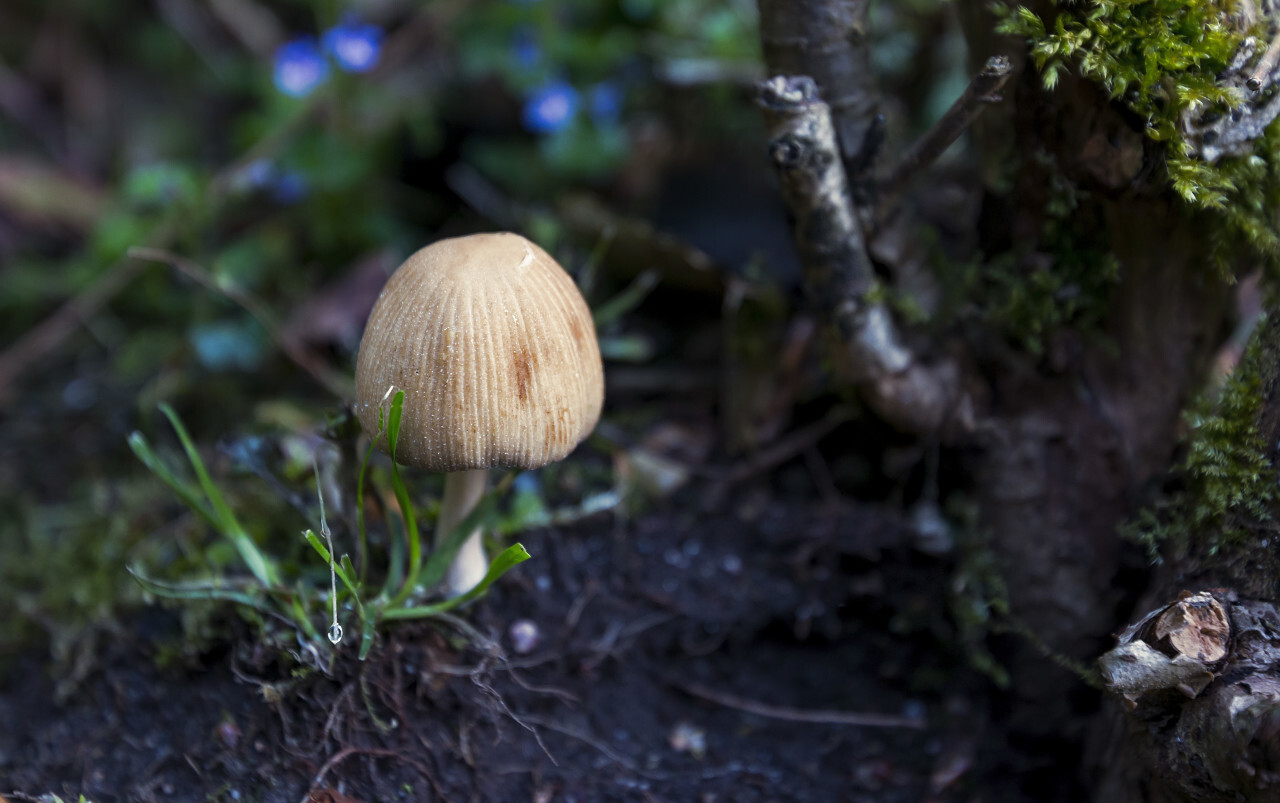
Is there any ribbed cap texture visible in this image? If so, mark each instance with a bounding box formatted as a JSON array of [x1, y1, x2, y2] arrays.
[[354, 232, 604, 471]]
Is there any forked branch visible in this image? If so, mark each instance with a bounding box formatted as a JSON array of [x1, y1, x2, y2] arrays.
[[757, 76, 969, 435]]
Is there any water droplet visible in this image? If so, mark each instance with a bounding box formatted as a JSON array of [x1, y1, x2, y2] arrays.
[[328, 623, 344, 644]]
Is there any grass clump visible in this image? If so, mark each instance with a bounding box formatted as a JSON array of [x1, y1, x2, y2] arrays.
[[128, 391, 530, 661]]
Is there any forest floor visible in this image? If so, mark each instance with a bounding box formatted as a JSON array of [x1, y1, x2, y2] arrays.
[[1, 479, 1091, 802]]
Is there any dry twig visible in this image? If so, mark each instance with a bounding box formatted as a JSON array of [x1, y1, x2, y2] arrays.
[[876, 55, 1013, 221], [664, 675, 927, 729], [127, 246, 352, 399]]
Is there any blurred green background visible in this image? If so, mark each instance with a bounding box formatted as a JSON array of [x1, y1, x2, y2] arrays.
[[0, 0, 969, 664]]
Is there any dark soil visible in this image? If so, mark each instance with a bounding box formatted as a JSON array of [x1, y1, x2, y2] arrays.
[[1, 485, 1090, 803]]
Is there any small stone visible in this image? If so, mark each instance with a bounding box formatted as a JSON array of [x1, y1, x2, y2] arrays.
[[509, 619, 541, 655], [669, 721, 707, 759]]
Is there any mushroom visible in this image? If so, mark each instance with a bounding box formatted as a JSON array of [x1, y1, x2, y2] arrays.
[[354, 232, 604, 596]]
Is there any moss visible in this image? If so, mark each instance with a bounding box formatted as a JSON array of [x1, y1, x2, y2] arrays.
[[1124, 317, 1278, 560], [953, 238, 1120, 356], [996, 0, 1280, 276], [945, 148, 1122, 355]]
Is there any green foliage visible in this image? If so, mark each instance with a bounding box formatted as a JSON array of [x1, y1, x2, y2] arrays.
[[947, 150, 1121, 355], [955, 243, 1120, 356], [996, 1, 1280, 272], [997, 1, 1241, 118], [129, 392, 530, 660], [1124, 321, 1277, 559], [0, 0, 753, 656]]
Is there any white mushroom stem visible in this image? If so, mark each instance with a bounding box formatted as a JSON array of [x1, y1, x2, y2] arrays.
[[437, 468, 489, 596]]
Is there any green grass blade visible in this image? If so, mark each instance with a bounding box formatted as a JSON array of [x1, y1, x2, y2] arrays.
[[340, 554, 360, 593], [128, 432, 220, 529], [304, 531, 373, 656], [155, 403, 278, 587], [358, 607, 378, 659], [303, 529, 357, 593], [354, 438, 377, 586], [377, 497, 407, 602], [342, 549, 378, 658], [354, 400, 384, 587], [127, 565, 275, 614], [157, 403, 241, 532], [290, 588, 322, 643], [383, 543, 532, 620], [385, 391, 422, 607]]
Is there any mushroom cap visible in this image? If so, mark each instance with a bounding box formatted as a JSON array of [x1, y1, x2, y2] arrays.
[[354, 232, 604, 471]]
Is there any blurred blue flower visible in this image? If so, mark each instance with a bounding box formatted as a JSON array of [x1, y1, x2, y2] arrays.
[[274, 38, 329, 97], [271, 170, 308, 204], [588, 82, 622, 125], [190, 321, 264, 371], [241, 158, 275, 189], [513, 472, 540, 493], [511, 27, 541, 69], [322, 18, 383, 73], [523, 80, 579, 134]]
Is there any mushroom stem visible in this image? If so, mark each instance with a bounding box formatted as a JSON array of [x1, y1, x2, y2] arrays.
[[436, 468, 490, 596]]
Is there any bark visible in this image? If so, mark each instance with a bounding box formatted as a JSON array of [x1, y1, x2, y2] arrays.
[[757, 0, 878, 182], [974, 184, 1232, 731], [1094, 315, 1280, 802], [756, 0, 1273, 796], [944, 0, 1234, 734], [755, 75, 969, 435], [756, 0, 1236, 742]]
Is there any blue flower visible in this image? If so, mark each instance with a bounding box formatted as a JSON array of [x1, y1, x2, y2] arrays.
[[271, 170, 307, 204], [322, 18, 383, 73], [511, 27, 541, 69], [241, 158, 275, 189], [190, 321, 264, 371], [588, 82, 622, 125], [523, 80, 579, 134], [273, 38, 329, 97]]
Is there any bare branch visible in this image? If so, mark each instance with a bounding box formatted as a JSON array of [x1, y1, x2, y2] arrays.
[[128, 246, 353, 400], [757, 76, 970, 435], [757, 0, 878, 181], [877, 55, 1013, 222], [1248, 29, 1280, 90]]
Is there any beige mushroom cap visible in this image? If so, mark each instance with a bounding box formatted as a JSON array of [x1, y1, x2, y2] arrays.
[[354, 232, 604, 471]]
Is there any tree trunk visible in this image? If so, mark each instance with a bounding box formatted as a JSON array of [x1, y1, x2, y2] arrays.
[[1092, 312, 1280, 801], [756, 1, 1272, 793]]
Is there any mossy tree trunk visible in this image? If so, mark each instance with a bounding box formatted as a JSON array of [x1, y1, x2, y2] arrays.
[[1090, 313, 1280, 802], [758, 0, 1267, 791], [963, 28, 1235, 730]]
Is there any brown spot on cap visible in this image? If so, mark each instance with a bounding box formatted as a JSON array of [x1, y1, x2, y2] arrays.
[[513, 349, 533, 404]]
